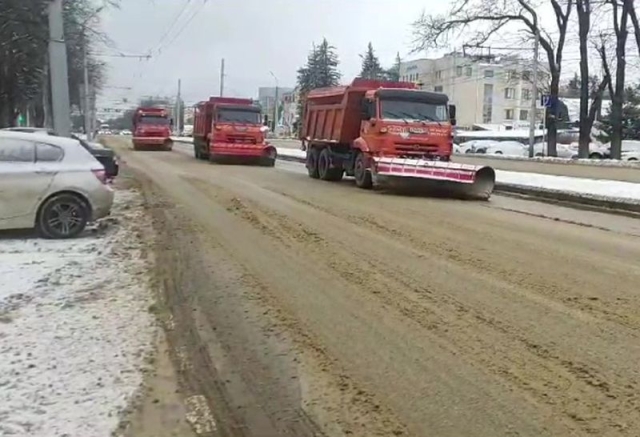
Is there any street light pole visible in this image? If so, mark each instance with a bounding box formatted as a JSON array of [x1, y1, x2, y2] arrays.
[[48, 0, 71, 137], [270, 71, 278, 133], [528, 21, 540, 158], [83, 45, 91, 140]]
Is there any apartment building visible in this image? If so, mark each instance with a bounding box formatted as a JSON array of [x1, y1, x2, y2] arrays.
[[399, 53, 543, 128]]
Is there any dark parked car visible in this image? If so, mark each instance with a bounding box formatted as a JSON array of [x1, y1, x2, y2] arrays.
[[1, 127, 119, 180]]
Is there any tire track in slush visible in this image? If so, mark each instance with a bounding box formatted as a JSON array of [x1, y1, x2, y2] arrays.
[[183, 176, 640, 437]]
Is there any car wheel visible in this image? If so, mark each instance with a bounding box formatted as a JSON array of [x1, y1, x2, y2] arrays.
[[37, 194, 89, 239], [589, 153, 603, 160], [628, 157, 638, 161], [494, 151, 503, 155]]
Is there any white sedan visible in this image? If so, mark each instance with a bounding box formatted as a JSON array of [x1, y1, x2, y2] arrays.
[[0, 131, 114, 238], [484, 141, 527, 156]]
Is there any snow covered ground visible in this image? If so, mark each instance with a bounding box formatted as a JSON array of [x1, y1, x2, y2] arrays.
[[274, 147, 640, 203], [496, 171, 640, 202], [0, 190, 156, 437]]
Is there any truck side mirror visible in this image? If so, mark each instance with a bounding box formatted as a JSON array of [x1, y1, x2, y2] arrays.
[[449, 104, 457, 126], [361, 100, 372, 120]]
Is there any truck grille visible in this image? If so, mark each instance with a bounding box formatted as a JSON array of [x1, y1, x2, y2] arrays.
[[226, 134, 257, 144], [394, 144, 441, 155]]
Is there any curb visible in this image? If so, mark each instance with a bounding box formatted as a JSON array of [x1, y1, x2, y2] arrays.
[[276, 154, 640, 216]]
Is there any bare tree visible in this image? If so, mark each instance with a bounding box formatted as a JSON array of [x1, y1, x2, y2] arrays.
[[628, 2, 640, 57], [413, 0, 573, 156], [575, 0, 610, 158], [603, 0, 633, 159]]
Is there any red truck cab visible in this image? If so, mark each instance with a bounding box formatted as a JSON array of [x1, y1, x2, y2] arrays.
[[300, 78, 495, 199], [132, 107, 173, 151], [193, 97, 276, 166]]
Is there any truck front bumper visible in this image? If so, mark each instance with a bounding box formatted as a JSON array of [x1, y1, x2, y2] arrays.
[[133, 137, 172, 147], [210, 143, 272, 157], [209, 143, 276, 165]]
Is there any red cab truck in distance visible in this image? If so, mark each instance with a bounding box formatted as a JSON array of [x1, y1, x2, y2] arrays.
[[300, 78, 495, 199], [192, 97, 277, 166], [132, 107, 173, 151]]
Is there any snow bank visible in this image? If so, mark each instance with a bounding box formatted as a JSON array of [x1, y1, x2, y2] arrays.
[[496, 171, 640, 202], [454, 152, 640, 168], [0, 190, 156, 437], [275, 147, 640, 202]]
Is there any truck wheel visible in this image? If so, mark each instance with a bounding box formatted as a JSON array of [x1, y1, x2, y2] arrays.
[[318, 148, 343, 181], [354, 152, 372, 189], [194, 146, 201, 159], [164, 140, 173, 151], [307, 147, 320, 179]]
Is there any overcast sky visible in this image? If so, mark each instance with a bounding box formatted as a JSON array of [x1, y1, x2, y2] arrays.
[[98, 0, 637, 106], [100, 0, 449, 104]]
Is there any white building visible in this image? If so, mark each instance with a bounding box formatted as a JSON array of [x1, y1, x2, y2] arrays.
[[400, 53, 546, 128]]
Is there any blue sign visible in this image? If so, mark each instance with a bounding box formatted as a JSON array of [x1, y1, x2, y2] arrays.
[[541, 95, 553, 108]]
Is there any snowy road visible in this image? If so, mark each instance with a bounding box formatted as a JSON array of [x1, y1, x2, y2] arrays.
[[0, 189, 155, 437], [113, 137, 640, 437]]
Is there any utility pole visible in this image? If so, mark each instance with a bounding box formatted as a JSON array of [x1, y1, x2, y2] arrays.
[[528, 23, 540, 158], [176, 79, 182, 135], [83, 45, 92, 140], [48, 0, 72, 137], [270, 71, 279, 133], [220, 59, 225, 97]]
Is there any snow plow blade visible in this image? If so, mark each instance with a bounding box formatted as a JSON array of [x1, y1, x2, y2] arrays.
[[372, 157, 496, 200]]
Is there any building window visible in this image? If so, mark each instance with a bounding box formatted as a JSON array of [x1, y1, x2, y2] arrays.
[[505, 109, 514, 120], [435, 70, 442, 80], [465, 66, 472, 77], [519, 109, 529, 121], [504, 88, 516, 99], [522, 88, 532, 100], [522, 70, 531, 81], [482, 83, 494, 123], [483, 84, 494, 102], [434, 85, 443, 92], [508, 70, 518, 80], [482, 105, 493, 123], [484, 70, 494, 78], [456, 66, 463, 77]]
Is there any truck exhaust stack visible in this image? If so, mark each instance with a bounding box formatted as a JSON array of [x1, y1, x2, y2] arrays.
[[372, 157, 496, 200]]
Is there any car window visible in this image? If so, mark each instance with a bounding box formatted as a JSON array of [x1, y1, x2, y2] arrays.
[[0, 138, 35, 162], [36, 143, 64, 162]]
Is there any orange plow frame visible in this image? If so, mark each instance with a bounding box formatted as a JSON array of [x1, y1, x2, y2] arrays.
[[371, 157, 496, 200]]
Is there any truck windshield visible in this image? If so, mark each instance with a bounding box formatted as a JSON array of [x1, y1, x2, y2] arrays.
[[380, 100, 448, 123], [217, 109, 261, 124], [140, 116, 169, 126]]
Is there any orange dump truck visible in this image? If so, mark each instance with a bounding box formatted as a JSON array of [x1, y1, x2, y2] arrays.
[[193, 97, 276, 166], [300, 79, 495, 199], [132, 107, 173, 151]]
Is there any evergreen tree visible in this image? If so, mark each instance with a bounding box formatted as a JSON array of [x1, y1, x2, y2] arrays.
[[385, 52, 402, 82], [359, 42, 384, 80], [314, 38, 341, 88], [295, 39, 341, 132], [600, 83, 640, 141]]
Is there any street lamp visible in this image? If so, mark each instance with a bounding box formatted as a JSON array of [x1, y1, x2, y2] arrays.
[[82, 6, 104, 140], [269, 71, 278, 133]]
